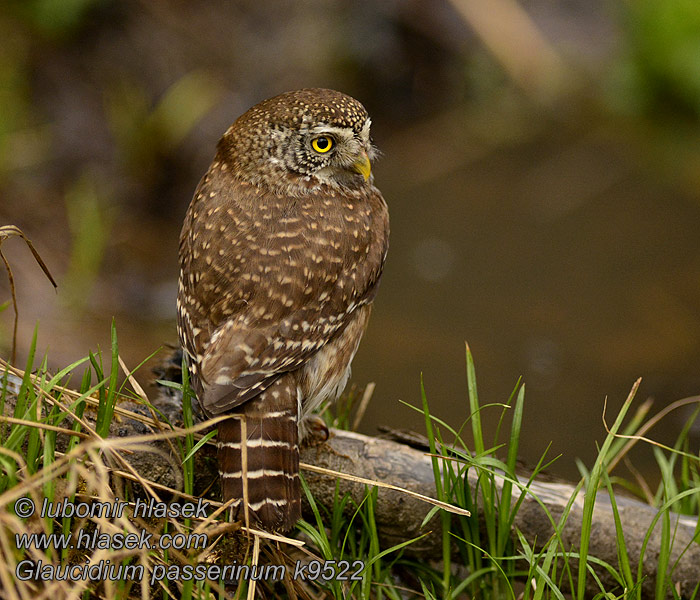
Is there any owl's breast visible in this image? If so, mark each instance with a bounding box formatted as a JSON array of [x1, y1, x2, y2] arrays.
[[296, 303, 372, 434]]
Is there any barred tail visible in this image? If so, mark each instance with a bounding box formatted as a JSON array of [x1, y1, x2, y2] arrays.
[[217, 376, 301, 532]]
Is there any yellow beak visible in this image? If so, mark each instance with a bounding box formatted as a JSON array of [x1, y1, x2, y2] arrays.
[[352, 151, 372, 181]]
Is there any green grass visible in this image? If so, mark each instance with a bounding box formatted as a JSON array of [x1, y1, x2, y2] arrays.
[[1, 326, 699, 599], [398, 345, 699, 600]]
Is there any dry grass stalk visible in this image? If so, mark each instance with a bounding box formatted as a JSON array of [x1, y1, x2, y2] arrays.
[[0, 225, 57, 364]]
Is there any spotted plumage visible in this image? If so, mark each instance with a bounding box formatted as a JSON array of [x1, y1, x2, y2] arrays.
[[177, 89, 389, 531]]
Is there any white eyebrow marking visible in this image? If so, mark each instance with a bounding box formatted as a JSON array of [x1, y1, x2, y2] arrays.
[[308, 125, 355, 142], [359, 118, 371, 143]]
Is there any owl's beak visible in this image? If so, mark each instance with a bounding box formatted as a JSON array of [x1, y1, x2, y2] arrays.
[[352, 151, 372, 180]]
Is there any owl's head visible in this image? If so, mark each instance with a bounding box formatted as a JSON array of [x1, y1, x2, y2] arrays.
[[218, 88, 377, 193]]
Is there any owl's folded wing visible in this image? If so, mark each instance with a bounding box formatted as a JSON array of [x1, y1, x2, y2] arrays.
[[178, 177, 388, 416]]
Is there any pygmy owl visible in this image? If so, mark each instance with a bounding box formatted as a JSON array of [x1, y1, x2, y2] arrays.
[[177, 89, 389, 531]]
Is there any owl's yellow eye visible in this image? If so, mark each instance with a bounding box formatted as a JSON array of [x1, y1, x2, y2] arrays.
[[311, 136, 334, 153]]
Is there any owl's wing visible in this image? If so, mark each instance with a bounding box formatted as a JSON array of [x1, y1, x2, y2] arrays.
[[177, 171, 389, 416]]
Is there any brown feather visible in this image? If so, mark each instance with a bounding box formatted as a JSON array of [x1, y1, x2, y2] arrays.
[[179, 174, 388, 413], [217, 375, 300, 531]]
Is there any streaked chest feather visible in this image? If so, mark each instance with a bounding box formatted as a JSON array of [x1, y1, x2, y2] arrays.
[[297, 304, 372, 436]]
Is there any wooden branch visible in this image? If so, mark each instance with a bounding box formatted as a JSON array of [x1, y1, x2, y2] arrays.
[[302, 429, 700, 598]]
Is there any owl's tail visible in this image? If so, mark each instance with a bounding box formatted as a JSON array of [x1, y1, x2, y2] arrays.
[[216, 375, 301, 532]]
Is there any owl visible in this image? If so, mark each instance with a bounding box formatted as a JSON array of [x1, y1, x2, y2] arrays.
[[177, 88, 389, 531]]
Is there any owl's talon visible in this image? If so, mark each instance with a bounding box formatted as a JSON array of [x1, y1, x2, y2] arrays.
[[302, 415, 330, 446]]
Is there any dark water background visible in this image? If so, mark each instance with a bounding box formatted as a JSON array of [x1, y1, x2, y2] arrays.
[[1, 0, 699, 483]]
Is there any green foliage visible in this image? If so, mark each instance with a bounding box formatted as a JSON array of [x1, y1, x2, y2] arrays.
[[299, 476, 427, 599], [180, 357, 195, 499], [414, 346, 700, 600], [105, 71, 221, 186], [414, 345, 542, 599], [610, 0, 700, 119], [61, 173, 114, 312], [0, 17, 41, 179], [7, 0, 107, 39]]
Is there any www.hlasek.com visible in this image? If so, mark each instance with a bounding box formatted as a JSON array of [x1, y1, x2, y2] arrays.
[[13, 497, 366, 585]]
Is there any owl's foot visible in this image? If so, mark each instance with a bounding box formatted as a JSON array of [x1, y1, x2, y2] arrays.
[[301, 415, 330, 446]]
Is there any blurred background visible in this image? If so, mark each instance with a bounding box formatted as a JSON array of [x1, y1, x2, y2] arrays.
[[1, 0, 700, 482]]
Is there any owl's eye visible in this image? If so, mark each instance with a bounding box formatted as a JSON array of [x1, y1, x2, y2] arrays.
[[311, 136, 334, 153]]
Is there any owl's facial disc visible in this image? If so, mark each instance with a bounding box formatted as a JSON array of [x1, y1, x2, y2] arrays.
[[302, 119, 374, 185]]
